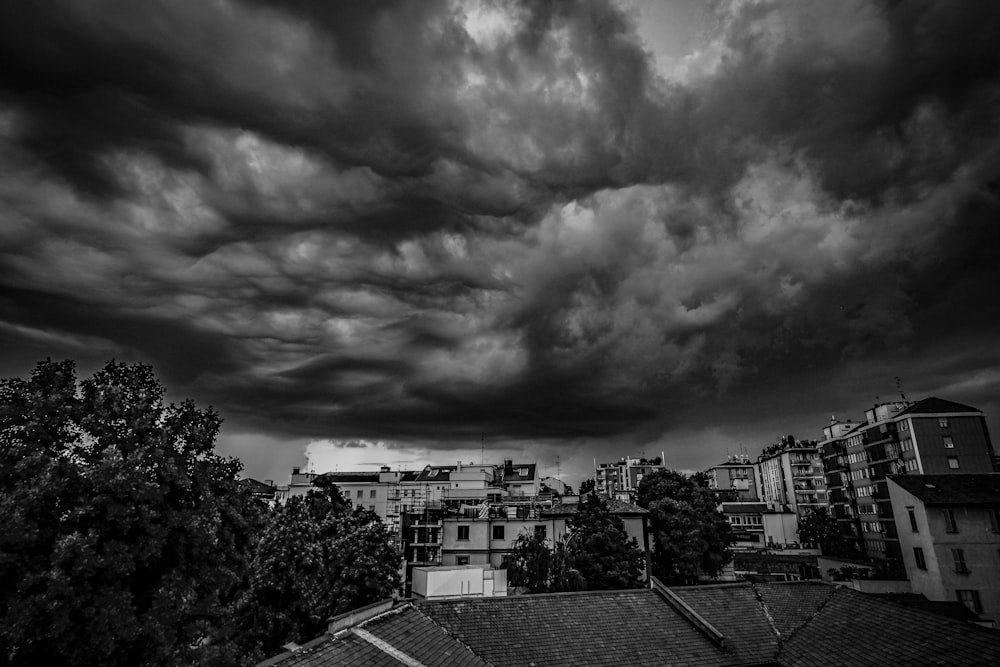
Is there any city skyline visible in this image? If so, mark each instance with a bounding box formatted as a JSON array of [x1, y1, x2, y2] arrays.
[[2, 1, 999, 484]]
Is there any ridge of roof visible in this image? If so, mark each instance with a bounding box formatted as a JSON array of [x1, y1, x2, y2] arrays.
[[898, 396, 981, 415]]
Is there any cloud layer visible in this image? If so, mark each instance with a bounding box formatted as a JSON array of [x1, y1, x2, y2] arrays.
[[2, 0, 999, 478]]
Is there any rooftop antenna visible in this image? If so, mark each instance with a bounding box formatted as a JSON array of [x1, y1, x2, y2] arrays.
[[556, 454, 561, 481], [895, 376, 908, 402]]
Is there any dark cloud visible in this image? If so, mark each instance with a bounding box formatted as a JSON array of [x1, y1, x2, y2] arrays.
[[1, 0, 999, 481]]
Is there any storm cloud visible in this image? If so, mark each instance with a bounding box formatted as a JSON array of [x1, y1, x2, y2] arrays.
[[2, 0, 999, 480]]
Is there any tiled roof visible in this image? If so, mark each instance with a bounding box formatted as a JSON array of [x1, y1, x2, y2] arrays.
[[503, 463, 536, 482], [898, 396, 981, 415], [240, 478, 277, 495], [319, 471, 381, 483], [543, 495, 648, 517], [260, 605, 488, 667], [415, 466, 456, 482], [888, 474, 1000, 505], [261, 582, 1000, 666], [778, 585, 1000, 666], [669, 584, 780, 664], [416, 589, 758, 667]]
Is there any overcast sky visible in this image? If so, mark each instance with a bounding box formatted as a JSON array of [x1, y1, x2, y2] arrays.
[[2, 0, 999, 486]]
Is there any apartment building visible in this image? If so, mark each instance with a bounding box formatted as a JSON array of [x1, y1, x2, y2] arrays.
[[820, 397, 996, 562], [889, 474, 1000, 624], [706, 455, 759, 502], [755, 436, 827, 516], [595, 455, 665, 503]]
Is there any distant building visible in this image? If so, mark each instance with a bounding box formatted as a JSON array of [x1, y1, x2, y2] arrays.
[[595, 455, 665, 503], [755, 436, 827, 516], [706, 454, 759, 502], [888, 474, 1000, 624], [820, 397, 996, 562], [721, 502, 800, 551]]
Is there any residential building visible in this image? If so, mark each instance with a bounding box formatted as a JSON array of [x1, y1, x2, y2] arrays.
[[440, 496, 650, 575], [259, 580, 1000, 667], [595, 455, 665, 503], [706, 454, 759, 502], [888, 474, 1000, 624], [721, 502, 801, 551], [820, 397, 996, 562], [755, 436, 827, 516]]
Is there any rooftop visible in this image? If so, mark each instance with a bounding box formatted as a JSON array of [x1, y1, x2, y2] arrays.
[[898, 396, 982, 416], [889, 474, 1000, 505], [259, 580, 1000, 667]]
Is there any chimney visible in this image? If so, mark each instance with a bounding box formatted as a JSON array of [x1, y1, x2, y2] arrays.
[[292, 467, 300, 475], [264, 479, 274, 487], [380, 465, 390, 472]]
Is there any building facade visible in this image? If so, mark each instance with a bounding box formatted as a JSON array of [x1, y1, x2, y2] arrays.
[[888, 474, 1000, 624], [755, 436, 827, 516], [595, 456, 665, 503], [820, 397, 996, 562], [706, 455, 759, 502]]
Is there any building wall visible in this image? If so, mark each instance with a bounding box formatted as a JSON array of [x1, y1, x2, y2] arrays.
[[908, 415, 994, 475], [889, 480, 1000, 623]]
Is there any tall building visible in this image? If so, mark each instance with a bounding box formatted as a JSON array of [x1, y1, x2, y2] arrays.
[[755, 436, 827, 516], [595, 455, 665, 503], [705, 455, 759, 502], [820, 397, 996, 562]]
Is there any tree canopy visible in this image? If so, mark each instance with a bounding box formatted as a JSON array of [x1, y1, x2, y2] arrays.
[[637, 470, 732, 584], [507, 495, 644, 593], [0, 359, 263, 666], [240, 477, 401, 656], [797, 507, 856, 557]]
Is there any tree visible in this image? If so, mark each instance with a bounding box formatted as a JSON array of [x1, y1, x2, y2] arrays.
[[507, 496, 644, 593], [579, 478, 596, 495], [0, 359, 263, 666], [565, 495, 645, 590], [507, 530, 585, 594], [240, 476, 401, 656], [797, 507, 855, 557], [637, 470, 732, 584]]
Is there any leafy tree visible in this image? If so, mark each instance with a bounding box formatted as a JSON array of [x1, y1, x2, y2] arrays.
[[798, 507, 855, 557], [507, 530, 584, 594], [565, 495, 645, 590], [240, 476, 401, 655], [507, 496, 644, 593], [637, 470, 732, 584], [0, 359, 263, 667], [579, 478, 596, 495]]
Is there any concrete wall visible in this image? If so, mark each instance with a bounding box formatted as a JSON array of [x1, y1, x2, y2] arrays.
[[889, 478, 1000, 623]]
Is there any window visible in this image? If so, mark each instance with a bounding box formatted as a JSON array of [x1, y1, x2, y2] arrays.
[[356, 490, 363, 498], [939, 418, 949, 428], [947, 457, 960, 470], [943, 436, 954, 449], [990, 509, 1000, 533], [907, 508, 918, 532], [370, 489, 377, 498], [456, 555, 470, 566], [534, 525, 547, 540], [944, 509, 958, 533], [458, 525, 470, 540], [492, 525, 505, 540], [957, 590, 982, 614], [952, 548, 969, 574], [913, 547, 926, 570]]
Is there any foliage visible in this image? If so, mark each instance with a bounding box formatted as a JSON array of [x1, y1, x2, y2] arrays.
[[637, 470, 732, 584], [507, 496, 644, 593], [0, 359, 263, 667], [579, 478, 596, 495], [827, 565, 872, 582], [239, 476, 401, 656], [797, 508, 855, 557], [565, 495, 645, 590]]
